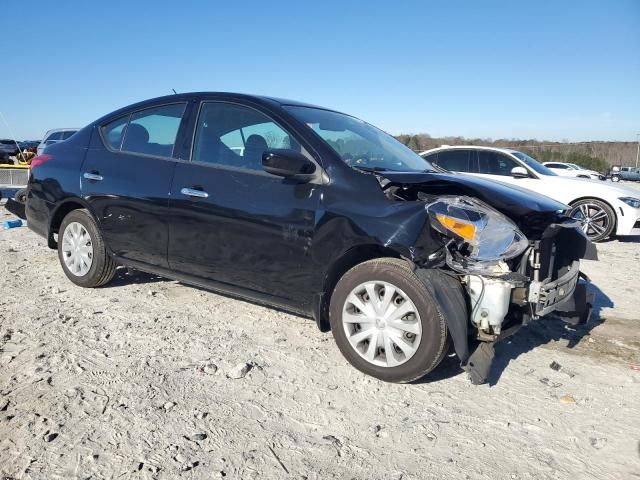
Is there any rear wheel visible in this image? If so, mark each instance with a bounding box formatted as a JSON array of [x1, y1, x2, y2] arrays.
[[329, 258, 448, 383], [57, 209, 116, 287], [568, 198, 616, 242]]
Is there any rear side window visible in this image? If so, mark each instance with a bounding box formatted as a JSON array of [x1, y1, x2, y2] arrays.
[[101, 103, 186, 158], [61, 130, 77, 140], [45, 131, 63, 141], [435, 150, 472, 172]]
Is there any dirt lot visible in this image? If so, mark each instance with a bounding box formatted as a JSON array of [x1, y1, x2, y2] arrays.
[[1, 184, 640, 479]]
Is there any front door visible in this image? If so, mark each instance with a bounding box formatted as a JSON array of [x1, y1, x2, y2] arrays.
[[167, 101, 321, 303], [81, 103, 187, 268]]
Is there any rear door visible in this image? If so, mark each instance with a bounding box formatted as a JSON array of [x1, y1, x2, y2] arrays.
[[167, 100, 321, 302], [81, 102, 187, 268]]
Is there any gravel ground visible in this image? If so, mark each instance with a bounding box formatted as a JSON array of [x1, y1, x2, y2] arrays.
[[1, 185, 639, 479]]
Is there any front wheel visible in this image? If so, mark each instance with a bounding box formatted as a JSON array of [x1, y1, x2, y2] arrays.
[[568, 198, 616, 242], [611, 175, 620, 182], [329, 258, 448, 383], [57, 209, 117, 287]]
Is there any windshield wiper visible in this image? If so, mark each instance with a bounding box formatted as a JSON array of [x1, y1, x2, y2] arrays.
[[352, 165, 391, 173]]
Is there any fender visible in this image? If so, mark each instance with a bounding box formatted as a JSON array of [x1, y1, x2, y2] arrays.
[[415, 267, 470, 363], [47, 196, 103, 249]]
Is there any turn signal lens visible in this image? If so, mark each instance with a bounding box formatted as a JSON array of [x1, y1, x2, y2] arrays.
[[435, 214, 477, 241]]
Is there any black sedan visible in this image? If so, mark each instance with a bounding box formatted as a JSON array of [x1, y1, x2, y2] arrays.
[[24, 92, 596, 384]]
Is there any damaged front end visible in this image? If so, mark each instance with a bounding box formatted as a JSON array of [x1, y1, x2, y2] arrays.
[[413, 195, 597, 384]]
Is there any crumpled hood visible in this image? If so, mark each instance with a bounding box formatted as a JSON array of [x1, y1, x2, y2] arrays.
[[380, 171, 567, 219]]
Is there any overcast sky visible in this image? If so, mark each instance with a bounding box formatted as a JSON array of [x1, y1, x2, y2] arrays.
[[1, 0, 638, 141]]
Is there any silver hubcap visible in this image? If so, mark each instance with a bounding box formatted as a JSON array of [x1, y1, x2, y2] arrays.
[[61, 222, 94, 276], [342, 281, 422, 367], [570, 203, 610, 238]]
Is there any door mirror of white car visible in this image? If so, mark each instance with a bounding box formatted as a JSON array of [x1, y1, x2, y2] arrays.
[[511, 166, 529, 178]]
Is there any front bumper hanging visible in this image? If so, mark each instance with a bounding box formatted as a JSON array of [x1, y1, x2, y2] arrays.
[[459, 221, 596, 384]]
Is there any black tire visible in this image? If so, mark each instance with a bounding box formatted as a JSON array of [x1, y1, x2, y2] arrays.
[[611, 175, 620, 182], [57, 209, 117, 287], [568, 198, 616, 242], [329, 258, 448, 383], [15, 188, 27, 204]]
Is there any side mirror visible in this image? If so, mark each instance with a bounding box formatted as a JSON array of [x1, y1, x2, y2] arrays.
[[511, 166, 529, 178], [262, 149, 316, 180]]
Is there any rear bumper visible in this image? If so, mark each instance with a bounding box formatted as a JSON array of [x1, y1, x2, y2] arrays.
[[24, 186, 51, 240], [4, 198, 26, 220]]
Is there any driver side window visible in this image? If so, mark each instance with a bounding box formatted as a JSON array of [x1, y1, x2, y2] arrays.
[[476, 151, 518, 176], [193, 103, 300, 172]]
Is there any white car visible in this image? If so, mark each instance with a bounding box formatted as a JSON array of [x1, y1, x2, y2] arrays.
[[37, 128, 79, 156], [542, 161, 603, 180], [421, 146, 640, 242]]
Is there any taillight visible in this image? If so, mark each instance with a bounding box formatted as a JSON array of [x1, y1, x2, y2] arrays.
[[29, 154, 52, 170]]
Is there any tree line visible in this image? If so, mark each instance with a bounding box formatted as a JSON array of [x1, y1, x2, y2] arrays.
[[395, 134, 637, 173]]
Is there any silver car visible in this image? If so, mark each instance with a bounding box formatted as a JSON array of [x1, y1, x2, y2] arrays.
[[37, 128, 79, 156]]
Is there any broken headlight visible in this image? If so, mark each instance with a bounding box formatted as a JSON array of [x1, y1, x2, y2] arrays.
[[426, 196, 529, 275]]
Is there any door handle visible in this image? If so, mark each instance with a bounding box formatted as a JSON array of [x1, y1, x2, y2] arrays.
[[180, 187, 209, 199], [83, 172, 104, 181]]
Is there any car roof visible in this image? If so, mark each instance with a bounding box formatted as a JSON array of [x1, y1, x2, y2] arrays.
[[420, 145, 521, 156], [91, 92, 343, 126], [118, 92, 330, 111], [44, 128, 80, 134]]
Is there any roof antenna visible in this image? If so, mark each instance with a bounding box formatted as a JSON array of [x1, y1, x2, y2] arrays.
[[172, 88, 177, 95]]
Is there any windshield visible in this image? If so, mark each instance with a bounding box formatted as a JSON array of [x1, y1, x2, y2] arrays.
[[511, 151, 557, 176], [284, 106, 434, 172], [567, 163, 584, 170]]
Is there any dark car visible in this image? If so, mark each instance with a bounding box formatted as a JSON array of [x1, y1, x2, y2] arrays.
[[0, 139, 20, 163], [24, 93, 596, 384]]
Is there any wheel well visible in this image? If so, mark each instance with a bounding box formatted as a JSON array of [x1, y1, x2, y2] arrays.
[[568, 196, 617, 230], [313, 245, 404, 332], [48, 201, 86, 248]]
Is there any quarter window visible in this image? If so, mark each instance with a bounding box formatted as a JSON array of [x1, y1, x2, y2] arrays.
[[102, 117, 129, 150], [193, 103, 300, 171]]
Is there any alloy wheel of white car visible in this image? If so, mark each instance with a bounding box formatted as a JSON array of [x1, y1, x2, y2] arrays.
[[342, 280, 422, 367], [569, 200, 614, 241]]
